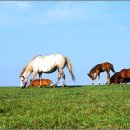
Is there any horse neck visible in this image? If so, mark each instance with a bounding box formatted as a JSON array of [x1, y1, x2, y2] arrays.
[[23, 65, 32, 78], [90, 68, 95, 75]]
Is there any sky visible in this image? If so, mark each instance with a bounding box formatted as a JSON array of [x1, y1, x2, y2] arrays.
[[0, 1, 130, 86]]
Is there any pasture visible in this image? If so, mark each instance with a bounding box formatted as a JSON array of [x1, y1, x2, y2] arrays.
[[0, 85, 130, 129]]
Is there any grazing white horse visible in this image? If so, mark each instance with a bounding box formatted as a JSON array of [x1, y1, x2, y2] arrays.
[[20, 54, 75, 88]]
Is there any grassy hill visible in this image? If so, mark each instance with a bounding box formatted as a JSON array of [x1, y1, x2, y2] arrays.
[[0, 85, 130, 129]]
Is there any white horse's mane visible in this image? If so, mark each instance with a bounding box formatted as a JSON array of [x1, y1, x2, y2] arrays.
[[20, 55, 42, 76]]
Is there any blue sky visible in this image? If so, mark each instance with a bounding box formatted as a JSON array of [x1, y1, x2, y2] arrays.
[[0, 1, 130, 86]]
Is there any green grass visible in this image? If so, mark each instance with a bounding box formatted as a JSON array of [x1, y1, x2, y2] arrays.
[[0, 85, 130, 129]]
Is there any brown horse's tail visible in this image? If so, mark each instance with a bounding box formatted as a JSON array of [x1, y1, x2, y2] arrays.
[[65, 57, 75, 81], [110, 64, 115, 73]]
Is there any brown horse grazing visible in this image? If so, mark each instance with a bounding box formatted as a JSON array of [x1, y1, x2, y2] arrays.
[[112, 69, 130, 84], [110, 72, 119, 84], [29, 79, 54, 87], [88, 62, 115, 85]]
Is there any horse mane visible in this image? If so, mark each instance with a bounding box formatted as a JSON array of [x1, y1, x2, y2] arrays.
[[90, 64, 99, 72], [20, 55, 41, 76]]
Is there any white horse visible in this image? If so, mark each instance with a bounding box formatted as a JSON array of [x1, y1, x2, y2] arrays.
[[20, 54, 75, 88]]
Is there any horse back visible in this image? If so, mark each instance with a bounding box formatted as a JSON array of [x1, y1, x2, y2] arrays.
[[93, 62, 112, 72], [119, 69, 130, 79]]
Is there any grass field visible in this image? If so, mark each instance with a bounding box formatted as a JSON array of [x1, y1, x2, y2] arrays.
[[0, 85, 130, 129]]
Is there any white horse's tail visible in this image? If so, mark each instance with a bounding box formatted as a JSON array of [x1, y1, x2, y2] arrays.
[[65, 57, 75, 81]]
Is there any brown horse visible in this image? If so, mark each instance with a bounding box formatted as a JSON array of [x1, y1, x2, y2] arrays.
[[110, 72, 119, 84], [111, 69, 130, 84], [88, 62, 115, 85], [29, 79, 54, 87]]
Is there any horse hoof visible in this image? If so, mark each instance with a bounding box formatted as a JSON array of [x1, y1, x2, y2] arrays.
[[62, 85, 66, 88], [53, 83, 57, 88], [53, 85, 56, 88]]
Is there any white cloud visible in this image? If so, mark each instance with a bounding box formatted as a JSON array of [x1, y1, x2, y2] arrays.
[[0, 1, 33, 26], [36, 2, 89, 24], [13, 1, 32, 9], [0, 1, 91, 26], [0, 1, 33, 11]]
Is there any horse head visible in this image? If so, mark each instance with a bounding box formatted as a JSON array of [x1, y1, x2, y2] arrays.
[[20, 75, 28, 88], [88, 73, 94, 80]]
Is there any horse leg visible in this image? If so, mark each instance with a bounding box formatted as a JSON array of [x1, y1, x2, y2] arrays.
[[62, 74, 66, 87], [39, 72, 42, 88], [28, 72, 37, 87], [92, 78, 95, 85], [93, 74, 97, 85], [106, 71, 110, 84], [98, 73, 100, 85], [59, 69, 66, 87], [53, 70, 61, 87]]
